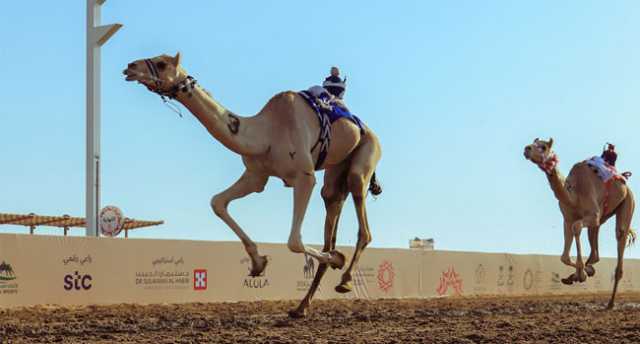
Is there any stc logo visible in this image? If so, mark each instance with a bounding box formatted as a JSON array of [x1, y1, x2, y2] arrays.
[[63, 271, 93, 291]]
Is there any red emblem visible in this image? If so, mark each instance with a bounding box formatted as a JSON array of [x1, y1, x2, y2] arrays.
[[193, 269, 207, 291], [377, 260, 395, 293], [436, 266, 463, 296]]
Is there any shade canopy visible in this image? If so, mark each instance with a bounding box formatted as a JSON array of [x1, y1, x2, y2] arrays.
[[0, 212, 163, 237]]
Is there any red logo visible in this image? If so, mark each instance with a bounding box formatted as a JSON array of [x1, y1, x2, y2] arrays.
[[377, 260, 395, 293], [193, 269, 207, 291], [436, 266, 463, 296]]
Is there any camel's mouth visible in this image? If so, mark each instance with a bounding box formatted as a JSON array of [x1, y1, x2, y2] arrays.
[[123, 69, 138, 82]]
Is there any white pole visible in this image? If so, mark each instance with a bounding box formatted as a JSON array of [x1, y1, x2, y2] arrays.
[[86, 0, 122, 236]]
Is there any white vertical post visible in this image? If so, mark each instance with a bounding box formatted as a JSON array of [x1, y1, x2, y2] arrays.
[[86, 0, 122, 236]]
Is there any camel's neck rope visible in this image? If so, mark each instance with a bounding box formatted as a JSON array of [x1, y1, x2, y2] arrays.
[[143, 59, 199, 117], [537, 152, 558, 175]]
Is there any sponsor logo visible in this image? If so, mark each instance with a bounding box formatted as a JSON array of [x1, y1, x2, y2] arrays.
[[0, 261, 16, 282], [474, 264, 486, 285], [436, 266, 463, 296], [99, 205, 125, 237], [377, 260, 395, 293], [473, 264, 487, 292], [135, 256, 190, 290], [241, 257, 269, 289], [523, 269, 534, 290], [193, 269, 207, 291], [303, 254, 315, 279], [550, 272, 562, 290], [296, 254, 316, 292], [63, 271, 92, 291], [497, 265, 514, 287], [62, 254, 92, 266], [353, 265, 376, 288], [0, 260, 19, 295]]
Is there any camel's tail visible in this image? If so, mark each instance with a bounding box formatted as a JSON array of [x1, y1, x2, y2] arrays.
[[369, 172, 382, 196], [627, 228, 637, 248]]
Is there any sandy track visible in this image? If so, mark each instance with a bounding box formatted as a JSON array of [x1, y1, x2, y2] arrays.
[[2, 293, 640, 343]]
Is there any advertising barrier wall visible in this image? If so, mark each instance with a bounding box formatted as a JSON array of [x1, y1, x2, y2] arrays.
[[0, 233, 638, 308]]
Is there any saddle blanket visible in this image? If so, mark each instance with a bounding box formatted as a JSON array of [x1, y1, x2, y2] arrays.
[[585, 156, 626, 183], [299, 86, 365, 170], [300, 86, 365, 130]]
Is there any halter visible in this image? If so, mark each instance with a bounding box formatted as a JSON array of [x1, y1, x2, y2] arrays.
[[142, 59, 198, 117], [537, 152, 558, 175]]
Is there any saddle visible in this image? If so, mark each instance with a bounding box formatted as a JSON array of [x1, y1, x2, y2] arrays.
[[585, 156, 631, 183], [299, 87, 365, 170]]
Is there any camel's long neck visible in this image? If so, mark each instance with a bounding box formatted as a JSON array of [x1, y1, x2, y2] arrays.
[[176, 85, 267, 156], [547, 168, 574, 207]]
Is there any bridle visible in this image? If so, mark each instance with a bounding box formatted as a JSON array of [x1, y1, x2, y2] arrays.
[[140, 59, 198, 117], [537, 152, 558, 175]]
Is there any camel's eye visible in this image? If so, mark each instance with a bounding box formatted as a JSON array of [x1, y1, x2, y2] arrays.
[[156, 61, 167, 71], [540, 145, 547, 152]]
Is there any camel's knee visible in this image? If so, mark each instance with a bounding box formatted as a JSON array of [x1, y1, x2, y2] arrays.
[[287, 237, 305, 253], [358, 230, 372, 248], [210, 194, 227, 218], [321, 185, 338, 202], [615, 266, 624, 281]]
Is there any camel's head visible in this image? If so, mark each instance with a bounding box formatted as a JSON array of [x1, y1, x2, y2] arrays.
[[123, 52, 185, 95], [524, 138, 558, 174]]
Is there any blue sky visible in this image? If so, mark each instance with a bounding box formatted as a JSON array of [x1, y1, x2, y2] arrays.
[[2, 1, 640, 258]]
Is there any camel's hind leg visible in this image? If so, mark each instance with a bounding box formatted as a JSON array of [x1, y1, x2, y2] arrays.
[[584, 226, 600, 277], [211, 170, 269, 276], [289, 163, 349, 318], [608, 191, 635, 310], [335, 135, 381, 293]]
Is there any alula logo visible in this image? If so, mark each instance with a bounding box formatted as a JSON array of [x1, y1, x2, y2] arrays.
[[240, 257, 269, 289], [0, 261, 16, 282], [64, 271, 92, 291]]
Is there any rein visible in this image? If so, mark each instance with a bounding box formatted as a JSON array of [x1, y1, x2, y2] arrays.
[[143, 59, 199, 117]]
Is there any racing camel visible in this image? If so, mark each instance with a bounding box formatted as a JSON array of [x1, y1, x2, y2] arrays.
[[524, 138, 635, 309], [124, 53, 382, 317]]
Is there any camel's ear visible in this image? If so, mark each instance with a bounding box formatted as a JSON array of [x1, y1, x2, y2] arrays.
[[173, 52, 181, 66], [534, 137, 539, 143], [548, 138, 554, 148]]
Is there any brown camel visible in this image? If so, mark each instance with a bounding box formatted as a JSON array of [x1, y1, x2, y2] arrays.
[[123, 53, 382, 317], [524, 138, 635, 309]]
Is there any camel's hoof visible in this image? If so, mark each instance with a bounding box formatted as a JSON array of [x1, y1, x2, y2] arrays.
[[335, 280, 353, 294], [605, 302, 615, 310], [585, 265, 596, 277], [329, 250, 346, 270], [576, 270, 587, 283], [561, 276, 575, 285], [249, 255, 268, 277], [288, 308, 307, 319]]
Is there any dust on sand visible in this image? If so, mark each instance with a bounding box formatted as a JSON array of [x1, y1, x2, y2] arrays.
[[2, 293, 640, 343]]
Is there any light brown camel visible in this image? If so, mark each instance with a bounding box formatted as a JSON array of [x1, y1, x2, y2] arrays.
[[123, 53, 382, 317], [523, 138, 635, 309]]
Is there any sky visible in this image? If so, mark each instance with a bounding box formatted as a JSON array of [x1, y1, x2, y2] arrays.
[[2, 1, 640, 259]]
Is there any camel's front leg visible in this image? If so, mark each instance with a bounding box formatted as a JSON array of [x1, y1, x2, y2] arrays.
[[289, 164, 349, 318], [560, 220, 576, 268], [287, 172, 344, 268], [572, 223, 587, 283], [211, 170, 269, 276], [289, 186, 348, 318]]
